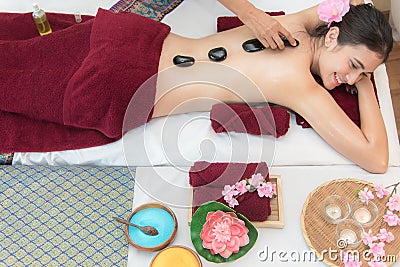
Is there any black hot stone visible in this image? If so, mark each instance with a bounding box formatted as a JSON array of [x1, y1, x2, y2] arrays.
[[173, 55, 195, 67], [280, 36, 300, 47], [242, 39, 265, 52], [242, 37, 300, 52], [208, 47, 227, 62]]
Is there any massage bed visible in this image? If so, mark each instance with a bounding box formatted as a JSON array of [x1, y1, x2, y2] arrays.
[[1, 0, 399, 169]]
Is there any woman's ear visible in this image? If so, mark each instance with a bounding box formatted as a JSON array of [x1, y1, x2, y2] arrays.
[[324, 26, 340, 51]]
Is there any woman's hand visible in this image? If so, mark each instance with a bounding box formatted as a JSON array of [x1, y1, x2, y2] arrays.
[[218, 0, 295, 49], [238, 7, 296, 49], [347, 74, 373, 94]]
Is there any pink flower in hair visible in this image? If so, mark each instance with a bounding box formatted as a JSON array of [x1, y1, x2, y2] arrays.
[[318, 0, 350, 26]]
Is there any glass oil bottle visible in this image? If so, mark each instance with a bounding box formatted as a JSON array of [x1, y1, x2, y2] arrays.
[[32, 3, 52, 36]]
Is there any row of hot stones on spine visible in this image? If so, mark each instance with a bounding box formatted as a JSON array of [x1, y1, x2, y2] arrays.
[[173, 37, 300, 67]]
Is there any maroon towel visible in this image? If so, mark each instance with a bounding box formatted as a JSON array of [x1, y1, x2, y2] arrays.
[[296, 75, 378, 128], [189, 161, 271, 222], [217, 11, 285, 32], [210, 103, 289, 137], [63, 9, 170, 138], [0, 9, 170, 152]]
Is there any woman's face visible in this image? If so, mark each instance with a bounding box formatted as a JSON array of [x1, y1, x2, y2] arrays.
[[320, 44, 382, 90], [318, 27, 383, 90]]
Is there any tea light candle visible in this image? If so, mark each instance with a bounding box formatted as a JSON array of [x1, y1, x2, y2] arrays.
[[353, 207, 371, 224], [128, 208, 174, 248], [151, 246, 201, 267], [340, 229, 357, 244], [326, 204, 342, 220]]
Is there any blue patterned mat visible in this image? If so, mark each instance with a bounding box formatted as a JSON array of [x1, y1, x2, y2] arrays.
[[0, 165, 135, 267]]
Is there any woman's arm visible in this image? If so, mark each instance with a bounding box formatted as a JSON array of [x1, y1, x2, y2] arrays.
[[217, 0, 296, 49], [294, 77, 388, 173]]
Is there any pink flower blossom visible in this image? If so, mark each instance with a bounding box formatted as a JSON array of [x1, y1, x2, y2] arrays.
[[386, 195, 400, 212], [200, 210, 249, 258], [257, 182, 276, 198], [362, 229, 378, 246], [341, 251, 362, 267], [359, 187, 374, 204], [368, 260, 388, 267], [222, 185, 238, 202], [248, 173, 264, 189], [383, 211, 400, 226], [376, 228, 395, 243], [227, 197, 239, 208], [374, 184, 390, 199], [235, 180, 248, 195], [369, 242, 386, 257], [317, 0, 350, 26]]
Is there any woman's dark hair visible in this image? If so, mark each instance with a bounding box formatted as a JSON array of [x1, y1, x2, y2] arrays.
[[312, 4, 393, 62]]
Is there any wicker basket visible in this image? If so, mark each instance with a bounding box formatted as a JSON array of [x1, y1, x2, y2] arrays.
[[301, 178, 400, 266]]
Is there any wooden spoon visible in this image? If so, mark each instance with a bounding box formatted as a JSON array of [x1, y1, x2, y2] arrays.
[[113, 217, 159, 236]]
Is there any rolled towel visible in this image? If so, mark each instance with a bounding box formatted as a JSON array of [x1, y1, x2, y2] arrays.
[[189, 161, 271, 222], [210, 103, 290, 137]]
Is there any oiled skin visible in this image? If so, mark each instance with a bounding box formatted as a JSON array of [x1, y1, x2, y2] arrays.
[[152, 5, 388, 173]]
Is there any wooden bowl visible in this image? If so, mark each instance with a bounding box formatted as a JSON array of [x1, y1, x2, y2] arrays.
[[124, 202, 178, 251], [150, 245, 202, 267]]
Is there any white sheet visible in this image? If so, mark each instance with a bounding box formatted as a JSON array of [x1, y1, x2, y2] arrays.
[[3, 0, 399, 167]]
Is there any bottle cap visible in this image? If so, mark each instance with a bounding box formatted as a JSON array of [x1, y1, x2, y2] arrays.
[[32, 3, 39, 11], [74, 12, 82, 23]]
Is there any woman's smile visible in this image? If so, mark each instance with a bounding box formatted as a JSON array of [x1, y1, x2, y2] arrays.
[[334, 72, 344, 86]]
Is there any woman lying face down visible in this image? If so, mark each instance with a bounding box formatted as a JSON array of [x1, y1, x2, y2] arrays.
[[153, 3, 393, 173]]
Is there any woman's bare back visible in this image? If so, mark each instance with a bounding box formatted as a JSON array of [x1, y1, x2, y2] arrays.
[[153, 14, 314, 117], [152, 7, 389, 173]]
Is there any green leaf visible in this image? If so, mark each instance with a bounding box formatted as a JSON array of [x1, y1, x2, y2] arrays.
[[190, 201, 258, 263], [355, 189, 361, 198]]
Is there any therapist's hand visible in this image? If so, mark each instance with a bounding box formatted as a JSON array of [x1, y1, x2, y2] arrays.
[[238, 6, 296, 50]]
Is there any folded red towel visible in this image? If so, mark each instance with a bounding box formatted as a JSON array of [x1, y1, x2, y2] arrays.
[[210, 103, 289, 137], [217, 11, 285, 32], [0, 9, 170, 152], [64, 9, 170, 138], [296, 75, 378, 128], [189, 161, 271, 222]]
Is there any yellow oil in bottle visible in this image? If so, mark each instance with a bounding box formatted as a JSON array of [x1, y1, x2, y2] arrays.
[[32, 3, 52, 36]]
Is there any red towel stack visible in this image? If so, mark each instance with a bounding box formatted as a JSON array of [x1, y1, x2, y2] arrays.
[[189, 161, 271, 222], [210, 103, 289, 137]]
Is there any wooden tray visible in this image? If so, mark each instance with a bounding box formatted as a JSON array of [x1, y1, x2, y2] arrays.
[[188, 174, 284, 228], [301, 178, 400, 266]]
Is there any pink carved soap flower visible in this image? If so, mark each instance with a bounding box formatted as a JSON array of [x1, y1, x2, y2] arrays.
[[358, 187, 374, 204], [200, 210, 249, 258], [317, 0, 350, 26]]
